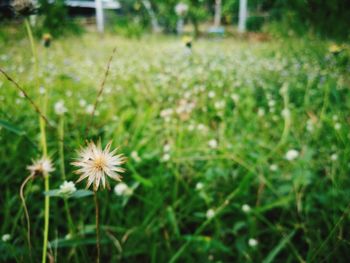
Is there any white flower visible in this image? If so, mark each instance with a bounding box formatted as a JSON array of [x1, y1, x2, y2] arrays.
[[208, 139, 218, 149], [59, 181, 77, 195], [79, 99, 87, 107], [195, 182, 204, 191], [86, 104, 94, 114], [331, 153, 338, 161], [163, 144, 171, 153], [72, 141, 126, 191], [248, 238, 258, 247], [257, 108, 265, 117], [334, 123, 341, 130], [268, 100, 276, 107], [39, 86, 46, 94], [208, 91, 216, 98], [281, 108, 290, 118], [306, 119, 314, 132], [131, 151, 141, 163], [269, 164, 278, 171], [206, 209, 215, 219], [242, 204, 251, 213], [162, 153, 171, 162], [1, 234, 11, 242], [285, 149, 299, 161], [231, 94, 239, 103], [114, 182, 133, 196], [214, 100, 225, 110], [27, 157, 55, 176], [54, 100, 67, 115]]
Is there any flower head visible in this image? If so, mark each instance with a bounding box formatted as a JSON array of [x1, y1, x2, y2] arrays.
[[27, 157, 55, 177], [59, 181, 77, 195], [285, 149, 299, 161], [248, 238, 258, 247], [2, 234, 11, 242], [72, 141, 126, 191], [114, 182, 133, 196], [54, 100, 67, 115]]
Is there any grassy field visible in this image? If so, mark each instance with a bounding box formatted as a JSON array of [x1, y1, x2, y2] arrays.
[[1, 34, 350, 262]]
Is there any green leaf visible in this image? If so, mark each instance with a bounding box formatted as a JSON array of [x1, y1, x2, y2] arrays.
[[70, 190, 94, 199], [0, 119, 25, 135], [44, 190, 61, 197], [263, 230, 296, 263], [44, 189, 93, 199]]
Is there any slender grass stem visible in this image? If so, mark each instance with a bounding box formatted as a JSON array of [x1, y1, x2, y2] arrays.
[[24, 18, 50, 263], [94, 192, 101, 263], [58, 117, 66, 180], [19, 174, 34, 259]]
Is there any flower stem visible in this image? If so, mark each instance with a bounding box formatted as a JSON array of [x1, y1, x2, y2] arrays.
[[19, 174, 34, 259], [24, 18, 50, 263], [58, 116, 66, 180], [94, 192, 100, 263]]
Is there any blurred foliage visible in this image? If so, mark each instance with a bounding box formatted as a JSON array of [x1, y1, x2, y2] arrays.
[[36, 0, 82, 37]]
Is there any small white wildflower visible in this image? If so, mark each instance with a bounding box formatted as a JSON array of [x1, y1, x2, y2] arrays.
[[54, 100, 67, 115], [86, 104, 94, 114], [131, 151, 141, 163], [331, 153, 338, 161], [2, 234, 11, 242], [59, 181, 77, 195], [27, 157, 55, 176], [79, 99, 87, 107], [306, 119, 314, 132], [268, 100, 276, 107], [281, 108, 290, 118], [206, 209, 215, 219], [231, 94, 239, 103], [163, 144, 171, 153], [72, 141, 126, 191], [162, 153, 171, 162], [334, 123, 341, 130], [257, 108, 265, 117], [285, 149, 299, 161], [195, 182, 204, 191], [114, 182, 133, 196], [332, 115, 339, 121], [214, 100, 225, 110], [208, 91, 216, 98], [242, 204, 251, 213], [248, 238, 258, 247], [270, 164, 278, 171], [208, 139, 218, 149], [197, 124, 207, 132], [39, 86, 46, 94]]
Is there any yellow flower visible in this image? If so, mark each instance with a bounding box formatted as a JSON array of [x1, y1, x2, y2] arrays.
[[329, 44, 342, 54]]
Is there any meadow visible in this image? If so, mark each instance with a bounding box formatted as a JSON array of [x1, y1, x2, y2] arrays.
[[1, 34, 350, 262]]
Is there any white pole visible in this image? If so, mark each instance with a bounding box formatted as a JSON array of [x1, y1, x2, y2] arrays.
[[95, 0, 104, 33], [238, 0, 247, 33]]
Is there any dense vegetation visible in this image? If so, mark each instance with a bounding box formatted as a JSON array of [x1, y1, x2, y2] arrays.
[[1, 33, 350, 262]]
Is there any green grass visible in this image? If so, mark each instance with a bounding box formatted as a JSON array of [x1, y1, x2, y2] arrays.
[[1, 33, 350, 262]]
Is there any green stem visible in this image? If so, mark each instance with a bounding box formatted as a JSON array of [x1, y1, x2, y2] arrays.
[[58, 117, 66, 180], [94, 192, 100, 263], [42, 174, 50, 263], [24, 18, 50, 263]]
